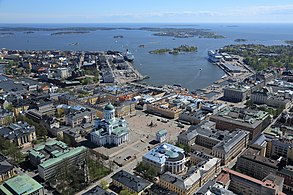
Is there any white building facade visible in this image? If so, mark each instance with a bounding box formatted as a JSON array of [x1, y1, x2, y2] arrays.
[[90, 103, 129, 146]]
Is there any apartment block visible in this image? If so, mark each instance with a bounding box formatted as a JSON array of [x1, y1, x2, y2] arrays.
[[28, 140, 87, 181], [210, 107, 271, 140]]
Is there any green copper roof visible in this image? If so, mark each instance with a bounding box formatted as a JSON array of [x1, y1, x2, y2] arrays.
[[39, 146, 87, 169], [166, 150, 179, 158], [104, 103, 115, 110], [157, 129, 167, 136], [0, 174, 43, 195]]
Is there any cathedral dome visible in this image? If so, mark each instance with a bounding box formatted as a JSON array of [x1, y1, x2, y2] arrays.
[[104, 103, 115, 111]]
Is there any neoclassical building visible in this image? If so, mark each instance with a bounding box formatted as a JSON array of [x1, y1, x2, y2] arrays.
[[143, 143, 185, 174], [90, 103, 129, 146]]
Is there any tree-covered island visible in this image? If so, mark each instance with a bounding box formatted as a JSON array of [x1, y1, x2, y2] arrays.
[[149, 45, 198, 54]]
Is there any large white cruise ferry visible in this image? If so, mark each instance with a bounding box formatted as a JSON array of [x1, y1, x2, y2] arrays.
[[208, 50, 223, 63], [124, 49, 134, 62]]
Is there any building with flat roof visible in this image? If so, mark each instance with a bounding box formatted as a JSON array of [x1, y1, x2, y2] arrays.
[[194, 180, 236, 195], [216, 168, 285, 195], [277, 165, 293, 192], [65, 108, 96, 128], [143, 143, 185, 174], [111, 170, 151, 195], [146, 96, 184, 119], [178, 121, 249, 165], [156, 129, 167, 143], [260, 126, 293, 161], [159, 155, 221, 195], [222, 63, 245, 73], [179, 109, 207, 125], [251, 88, 291, 109], [146, 184, 177, 195], [223, 85, 251, 102], [90, 103, 129, 146], [28, 140, 87, 181], [210, 107, 271, 140], [236, 148, 279, 180], [0, 121, 36, 147], [0, 174, 44, 195]]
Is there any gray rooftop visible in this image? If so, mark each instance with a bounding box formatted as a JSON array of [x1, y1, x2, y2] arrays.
[[239, 148, 279, 168], [0, 154, 14, 175], [0, 121, 35, 140], [111, 170, 151, 193], [82, 185, 115, 195], [178, 121, 249, 153]]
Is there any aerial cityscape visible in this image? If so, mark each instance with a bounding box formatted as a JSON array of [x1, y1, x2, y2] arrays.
[[0, 0, 293, 195]]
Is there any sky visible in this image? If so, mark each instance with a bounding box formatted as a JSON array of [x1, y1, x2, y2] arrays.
[[0, 0, 293, 23]]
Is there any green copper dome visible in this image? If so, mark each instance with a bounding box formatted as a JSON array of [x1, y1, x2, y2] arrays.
[[166, 150, 179, 158], [104, 103, 115, 110]]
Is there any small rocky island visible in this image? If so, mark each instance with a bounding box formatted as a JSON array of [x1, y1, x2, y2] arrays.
[[234, 39, 247, 42], [114, 35, 124, 38], [149, 45, 198, 54]]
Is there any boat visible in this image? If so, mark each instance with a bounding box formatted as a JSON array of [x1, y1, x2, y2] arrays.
[[69, 42, 79, 46], [208, 50, 223, 63], [221, 74, 228, 79], [139, 44, 145, 48], [124, 49, 134, 62], [173, 84, 182, 87]]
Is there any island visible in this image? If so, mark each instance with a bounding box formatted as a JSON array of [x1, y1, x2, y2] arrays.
[[0, 32, 14, 35], [234, 39, 247, 42], [113, 35, 124, 38], [199, 35, 226, 39], [149, 45, 198, 54], [50, 31, 89, 35], [219, 44, 293, 70], [152, 28, 225, 39], [0, 26, 225, 39]]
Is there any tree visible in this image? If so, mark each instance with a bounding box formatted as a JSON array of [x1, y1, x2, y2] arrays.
[[176, 143, 191, 154], [0, 137, 23, 163], [135, 162, 157, 180], [100, 180, 108, 190], [5, 104, 14, 112]]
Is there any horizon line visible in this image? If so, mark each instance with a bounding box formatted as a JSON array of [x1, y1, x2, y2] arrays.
[[1, 22, 293, 25]]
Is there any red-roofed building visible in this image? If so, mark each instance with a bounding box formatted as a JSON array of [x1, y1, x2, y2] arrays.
[[216, 168, 285, 195]]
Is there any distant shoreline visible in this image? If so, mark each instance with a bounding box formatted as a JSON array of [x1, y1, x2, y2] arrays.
[[0, 26, 224, 39]]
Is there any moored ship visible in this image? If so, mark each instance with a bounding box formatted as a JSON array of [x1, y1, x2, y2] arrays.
[[124, 49, 134, 62], [208, 50, 223, 63]]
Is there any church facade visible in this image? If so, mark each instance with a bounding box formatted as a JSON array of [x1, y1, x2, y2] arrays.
[[90, 103, 129, 146]]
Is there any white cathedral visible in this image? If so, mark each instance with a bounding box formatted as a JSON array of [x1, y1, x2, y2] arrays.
[[90, 103, 129, 146]]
